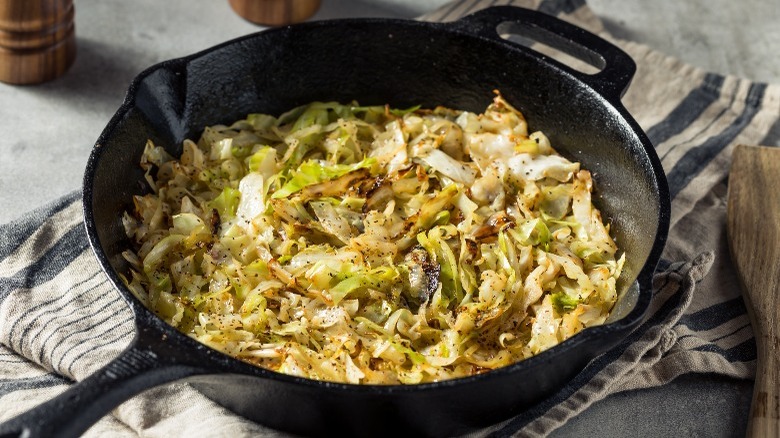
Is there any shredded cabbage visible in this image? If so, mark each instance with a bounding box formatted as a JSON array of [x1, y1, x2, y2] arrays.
[[122, 91, 624, 384]]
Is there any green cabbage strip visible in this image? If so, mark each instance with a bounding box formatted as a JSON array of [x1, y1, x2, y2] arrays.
[[272, 157, 376, 199]]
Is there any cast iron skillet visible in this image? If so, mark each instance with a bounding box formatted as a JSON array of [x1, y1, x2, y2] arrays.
[[0, 6, 669, 437]]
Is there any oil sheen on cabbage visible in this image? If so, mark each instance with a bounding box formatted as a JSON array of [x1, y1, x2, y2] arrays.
[[122, 92, 625, 384]]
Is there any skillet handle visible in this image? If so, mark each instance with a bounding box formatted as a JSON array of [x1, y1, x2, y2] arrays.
[[451, 6, 636, 101], [0, 330, 206, 438]]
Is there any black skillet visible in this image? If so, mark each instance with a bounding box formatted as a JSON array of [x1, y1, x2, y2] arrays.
[[0, 6, 669, 437]]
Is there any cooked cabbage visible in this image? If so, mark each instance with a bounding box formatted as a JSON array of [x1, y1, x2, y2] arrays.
[[122, 91, 625, 384]]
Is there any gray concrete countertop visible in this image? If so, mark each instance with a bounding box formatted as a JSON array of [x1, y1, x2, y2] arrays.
[[1, 0, 772, 435]]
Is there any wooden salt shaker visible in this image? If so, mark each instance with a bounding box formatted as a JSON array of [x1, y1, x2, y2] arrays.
[[0, 0, 76, 85], [228, 0, 321, 26]]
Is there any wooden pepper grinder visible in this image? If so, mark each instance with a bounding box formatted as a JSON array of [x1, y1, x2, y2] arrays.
[[228, 0, 321, 27], [0, 0, 76, 85]]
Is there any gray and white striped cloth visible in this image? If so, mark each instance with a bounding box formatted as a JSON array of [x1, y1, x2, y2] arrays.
[[1, 0, 776, 436]]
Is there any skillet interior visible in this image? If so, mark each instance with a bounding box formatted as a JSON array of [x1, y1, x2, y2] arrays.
[[85, 9, 667, 437]]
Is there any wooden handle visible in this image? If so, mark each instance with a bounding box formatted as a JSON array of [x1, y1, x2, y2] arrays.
[[726, 145, 780, 437], [0, 0, 76, 85], [228, 0, 321, 26]]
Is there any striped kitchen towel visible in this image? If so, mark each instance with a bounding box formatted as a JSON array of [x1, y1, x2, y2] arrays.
[[1, 0, 778, 436]]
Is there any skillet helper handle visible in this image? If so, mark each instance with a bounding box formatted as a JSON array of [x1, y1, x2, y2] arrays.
[[0, 338, 204, 438], [452, 6, 636, 101]]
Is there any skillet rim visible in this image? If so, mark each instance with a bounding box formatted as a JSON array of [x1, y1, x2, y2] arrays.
[[83, 10, 670, 394]]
